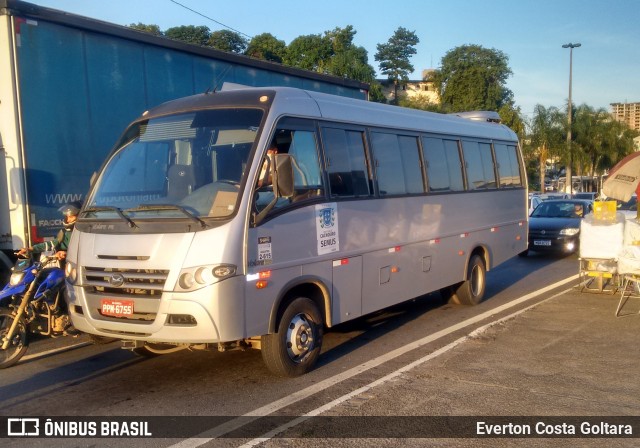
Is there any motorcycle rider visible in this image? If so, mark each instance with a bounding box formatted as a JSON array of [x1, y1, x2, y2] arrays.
[[16, 202, 82, 335], [17, 201, 81, 262]]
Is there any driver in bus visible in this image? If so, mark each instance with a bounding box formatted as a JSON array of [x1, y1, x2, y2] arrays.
[[257, 143, 279, 188]]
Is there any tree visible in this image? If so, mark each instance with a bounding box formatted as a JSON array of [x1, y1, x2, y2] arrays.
[[283, 34, 332, 72], [367, 81, 387, 103], [208, 30, 248, 54], [128, 23, 163, 36], [498, 101, 525, 140], [434, 44, 513, 113], [246, 33, 287, 63], [527, 105, 564, 190], [572, 105, 638, 181], [165, 25, 211, 46], [375, 27, 420, 104], [323, 26, 375, 81]]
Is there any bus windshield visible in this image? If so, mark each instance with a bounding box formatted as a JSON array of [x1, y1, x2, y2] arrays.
[[86, 108, 263, 220]]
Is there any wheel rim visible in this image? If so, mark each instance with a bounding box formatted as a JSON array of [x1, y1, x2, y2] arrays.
[[0, 314, 26, 364], [470, 263, 484, 298], [285, 313, 315, 363]]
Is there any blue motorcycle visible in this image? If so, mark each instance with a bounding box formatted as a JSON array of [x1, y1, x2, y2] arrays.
[[0, 254, 73, 368]]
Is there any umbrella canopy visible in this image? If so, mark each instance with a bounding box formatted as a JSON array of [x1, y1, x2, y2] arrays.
[[603, 151, 640, 202]]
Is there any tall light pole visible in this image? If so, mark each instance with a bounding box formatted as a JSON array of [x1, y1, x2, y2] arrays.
[[562, 42, 580, 194]]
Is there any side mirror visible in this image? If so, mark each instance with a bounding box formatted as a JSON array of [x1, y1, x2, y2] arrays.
[[274, 154, 294, 198], [252, 154, 295, 226]]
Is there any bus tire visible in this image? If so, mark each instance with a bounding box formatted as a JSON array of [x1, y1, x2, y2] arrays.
[[261, 297, 323, 377], [449, 254, 486, 306], [132, 343, 179, 357]]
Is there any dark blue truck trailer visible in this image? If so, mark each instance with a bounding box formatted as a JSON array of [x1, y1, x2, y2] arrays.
[[0, 0, 368, 273]]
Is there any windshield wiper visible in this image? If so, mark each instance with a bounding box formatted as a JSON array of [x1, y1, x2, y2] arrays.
[[129, 204, 208, 229], [83, 206, 138, 228]]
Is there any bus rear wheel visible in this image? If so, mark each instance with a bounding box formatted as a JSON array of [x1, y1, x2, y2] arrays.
[[449, 254, 486, 306], [261, 297, 323, 377]]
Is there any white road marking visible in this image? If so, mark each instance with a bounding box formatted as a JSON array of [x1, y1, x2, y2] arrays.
[[170, 274, 579, 448], [20, 341, 92, 362]]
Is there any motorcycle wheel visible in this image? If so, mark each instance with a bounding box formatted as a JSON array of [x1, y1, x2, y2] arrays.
[[0, 309, 29, 369]]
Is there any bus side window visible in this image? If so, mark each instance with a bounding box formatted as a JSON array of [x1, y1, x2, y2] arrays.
[[255, 127, 325, 214], [287, 130, 324, 202], [322, 128, 371, 197], [422, 137, 464, 192], [462, 140, 496, 190], [494, 143, 523, 187]]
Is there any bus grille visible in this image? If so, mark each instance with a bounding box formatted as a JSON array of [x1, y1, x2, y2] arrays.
[[83, 266, 169, 298]]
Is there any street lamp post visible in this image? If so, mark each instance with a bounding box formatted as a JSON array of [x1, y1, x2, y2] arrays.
[[562, 42, 581, 194]]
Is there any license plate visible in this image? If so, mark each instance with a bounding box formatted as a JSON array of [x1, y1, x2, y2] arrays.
[[533, 240, 552, 246], [101, 299, 134, 317]]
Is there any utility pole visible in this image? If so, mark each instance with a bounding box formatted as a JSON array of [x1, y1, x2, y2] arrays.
[[562, 42, 581, 194]]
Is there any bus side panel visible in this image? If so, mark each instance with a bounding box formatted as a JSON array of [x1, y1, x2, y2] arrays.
[[331, 255, 362, 325], [361, 242, 435, 315]]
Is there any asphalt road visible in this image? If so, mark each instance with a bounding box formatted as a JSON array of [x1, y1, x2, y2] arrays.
[[2, 252, 613, 447]]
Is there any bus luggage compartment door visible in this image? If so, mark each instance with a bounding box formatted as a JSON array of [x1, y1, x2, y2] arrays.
[[331, 256, 362, 325]]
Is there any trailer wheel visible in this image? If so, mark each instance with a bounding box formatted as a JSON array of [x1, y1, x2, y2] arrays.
[[449, 254, 486, 306], [261, 297, 323, 377]]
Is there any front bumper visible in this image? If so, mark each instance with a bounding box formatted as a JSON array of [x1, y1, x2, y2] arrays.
[[65, 276, 246, 343]]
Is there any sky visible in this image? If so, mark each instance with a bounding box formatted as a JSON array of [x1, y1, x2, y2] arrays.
[[26, 0, 640, 119]]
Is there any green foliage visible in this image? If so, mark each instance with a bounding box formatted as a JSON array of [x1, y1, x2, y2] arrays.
[[282, 26, 376, 85], [208, 30, 248, 54], [368, 81, 387, 103], [398, 96, 441, 112], [374, 27, 419, 104], [434, 44, 513, 113], [246, 33, 287, 63], [572, 104, 638, 176], [284, 34, 332, 71], [498, 102, 525, 139], [165, 25, 211, 46], [374, 27, 420, 82], [126, 20, 636, 183], [128, 23, 163, 36], [323, 26, 375, 81]]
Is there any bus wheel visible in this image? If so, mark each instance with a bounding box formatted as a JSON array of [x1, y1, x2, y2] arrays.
[[261, 297, 323, 377], [450, 254, 486, 306], [133, 343, 182, 358]]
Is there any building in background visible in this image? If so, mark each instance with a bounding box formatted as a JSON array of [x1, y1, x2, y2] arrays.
[[379, 69, 439, 105], [611, 102, 640, 131]]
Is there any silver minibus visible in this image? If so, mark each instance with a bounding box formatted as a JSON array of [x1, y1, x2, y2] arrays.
[[65, 87, 527, 376]]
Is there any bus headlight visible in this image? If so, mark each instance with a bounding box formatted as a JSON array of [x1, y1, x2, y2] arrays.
[[65, 261, 78, 284], [560, 228, 579, 236], [174, 264, 237, 292]]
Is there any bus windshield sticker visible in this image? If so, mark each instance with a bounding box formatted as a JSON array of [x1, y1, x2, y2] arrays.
[[257, 236, 273, 264], [316, 203, 340, 255]]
